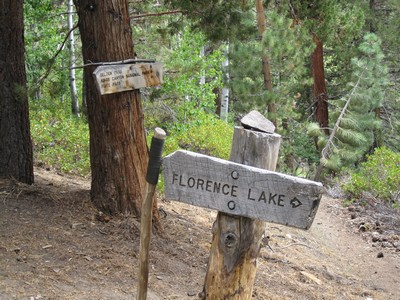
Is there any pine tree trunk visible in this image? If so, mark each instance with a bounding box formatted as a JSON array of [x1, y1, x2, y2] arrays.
[[256, 0, 276, 127], [369, 0, 376, 33], [0, 0, 34, 184], [74, 0, 156, 218], [311, 34, 329, 135]]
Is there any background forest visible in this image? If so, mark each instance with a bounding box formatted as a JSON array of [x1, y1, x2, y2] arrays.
[[25, 0, 399, 205]]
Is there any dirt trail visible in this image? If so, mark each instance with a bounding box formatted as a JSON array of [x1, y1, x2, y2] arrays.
[[0, 169, 399, 299], [308, 199, 399, 297]]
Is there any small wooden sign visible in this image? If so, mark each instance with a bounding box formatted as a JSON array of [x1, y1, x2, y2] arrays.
[[93, 62, 162, 95], [163, 150, 323, 229]]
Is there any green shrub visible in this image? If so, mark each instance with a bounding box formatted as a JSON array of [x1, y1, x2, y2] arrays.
[[30, 99, 90, 176], [278, 121, 319, 178], [166, 113, 233, 159], [147, 110, 233, 191], [146, 101, 233, 160], [342, 147, 400, 204]]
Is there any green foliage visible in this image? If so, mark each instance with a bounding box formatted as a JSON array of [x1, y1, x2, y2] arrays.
[[164, 0, 255, 42], [24, 0, 82, 102], [30, 98, 90, 176], [342, 147, 400, 204], [164, 111, 233, 159], [230, 9, 314, 117], [288, 0, 365, 45], [144, 26, 229, 155], [160, 27, 224, 111], [148, 110, 233, 191], [279, 121, 319, 178], [229, 40, 266, 112], [228, 3, 365, 176], [368, 1, 400, 151]]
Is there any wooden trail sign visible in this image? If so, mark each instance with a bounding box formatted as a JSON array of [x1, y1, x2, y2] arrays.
[[93, 62, 162, 95], [163, 150, 323, 229]]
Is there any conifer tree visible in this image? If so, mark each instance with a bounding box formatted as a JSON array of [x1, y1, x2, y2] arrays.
[[229, 9, 313, 119], [367, 0, 400, 150], [314, 33, 388, 179], [164, 0, 255, 42]]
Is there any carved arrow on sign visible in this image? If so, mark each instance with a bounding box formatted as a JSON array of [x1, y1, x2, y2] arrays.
[[163, 150, 323, 230], [290, 197, 302, 208]]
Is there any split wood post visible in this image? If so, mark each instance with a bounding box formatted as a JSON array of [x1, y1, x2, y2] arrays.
[[137, 128, 166, 300], [202, 114, 281, 299]]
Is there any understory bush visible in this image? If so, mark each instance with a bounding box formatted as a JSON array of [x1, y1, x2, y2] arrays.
[[30, 99, 90, 176], [147, 109, 234, 191], [342, 147, 400, 205], [279, 121, 320, 178], [147, 109, 233, 160], [31, 96, 233, 180]]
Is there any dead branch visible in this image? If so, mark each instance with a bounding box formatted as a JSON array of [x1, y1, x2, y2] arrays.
[[130, 10, 182, 19], [69, 58, 156, 70], [35, 23, 79, 88]]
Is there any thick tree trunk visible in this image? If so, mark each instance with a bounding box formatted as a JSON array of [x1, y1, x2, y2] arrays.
[[0, 0, 34, 184], [74, 1, 155, 217], [311, 34, 329, 135]]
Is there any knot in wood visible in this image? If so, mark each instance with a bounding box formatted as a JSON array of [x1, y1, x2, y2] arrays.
[[85, 3, 96, 12], [224, 232, 238, 248]]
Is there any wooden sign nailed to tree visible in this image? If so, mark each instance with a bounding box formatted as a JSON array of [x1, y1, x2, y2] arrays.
[[163, 150, 323, 230], [93, 62, 163, 95]]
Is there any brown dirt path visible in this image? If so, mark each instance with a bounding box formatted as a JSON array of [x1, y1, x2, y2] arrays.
[[0, 169, 399, 299]]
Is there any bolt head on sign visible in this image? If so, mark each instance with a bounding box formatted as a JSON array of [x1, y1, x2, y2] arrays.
[[163, 150, 323, 230], [93, 62, 163, 95]]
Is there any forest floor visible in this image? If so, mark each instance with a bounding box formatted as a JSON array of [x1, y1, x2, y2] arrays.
[[0, 168, 399, 300]]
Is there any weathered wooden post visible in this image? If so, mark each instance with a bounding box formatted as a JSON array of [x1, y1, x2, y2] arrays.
[[163, 111, 322, 299], [202, 111, 281, 299]]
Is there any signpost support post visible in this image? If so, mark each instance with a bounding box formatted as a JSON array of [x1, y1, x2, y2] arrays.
[[202, 120, 281, 299], [160, 110, 322, 298], [137, 128, 166, 300]]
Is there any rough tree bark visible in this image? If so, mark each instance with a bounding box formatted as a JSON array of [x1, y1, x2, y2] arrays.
[[0, 0, 34, 184], [74, 1, 157, 219], [311, 34, 329, 135]]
